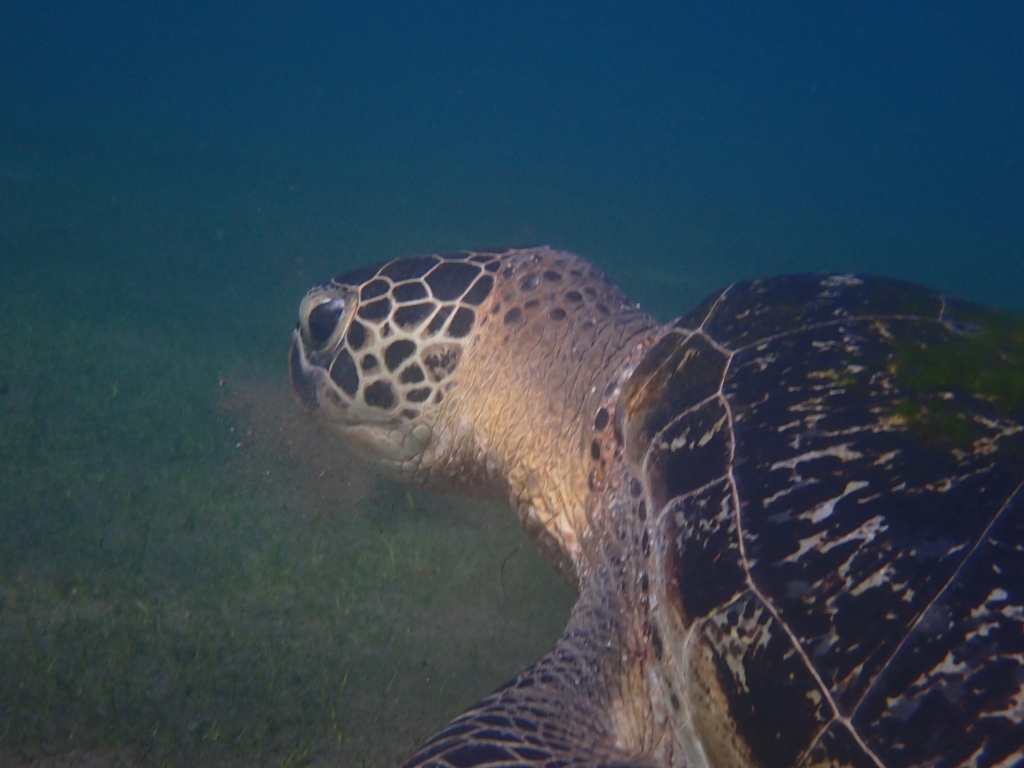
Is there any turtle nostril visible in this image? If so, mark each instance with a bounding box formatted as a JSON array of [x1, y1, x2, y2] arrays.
[[307, 299, 346, 348]]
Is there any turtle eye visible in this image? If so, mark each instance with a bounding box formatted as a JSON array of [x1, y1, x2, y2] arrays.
[[307, 298, 346, 348]]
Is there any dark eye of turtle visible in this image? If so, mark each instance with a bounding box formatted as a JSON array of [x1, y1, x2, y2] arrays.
[[308, 299, 345, 348]]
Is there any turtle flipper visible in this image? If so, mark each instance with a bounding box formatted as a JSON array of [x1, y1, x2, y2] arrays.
[[399, 687, 654, 768], [400, 584, 659, 768]]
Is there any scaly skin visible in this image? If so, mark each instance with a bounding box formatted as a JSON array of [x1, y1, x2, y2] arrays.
[[290, 246, 671, 766], [291, 248, 1024, 768]]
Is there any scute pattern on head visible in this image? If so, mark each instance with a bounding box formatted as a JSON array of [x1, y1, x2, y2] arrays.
[[289, 246, 656, 515], [293, 249, 508, 425]]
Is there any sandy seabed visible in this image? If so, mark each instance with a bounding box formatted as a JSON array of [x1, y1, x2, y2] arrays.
[[0, 139, 575, 768]]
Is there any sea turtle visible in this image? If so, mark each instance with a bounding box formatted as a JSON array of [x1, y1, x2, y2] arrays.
[[289, 246, 1024, 768]]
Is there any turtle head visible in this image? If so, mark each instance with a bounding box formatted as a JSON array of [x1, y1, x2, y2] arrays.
[[290, 251, 493, 475], [290, 247, 657, 574]]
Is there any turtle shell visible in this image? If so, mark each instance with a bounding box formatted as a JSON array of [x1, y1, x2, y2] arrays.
[[624, 274, 1024, 768]]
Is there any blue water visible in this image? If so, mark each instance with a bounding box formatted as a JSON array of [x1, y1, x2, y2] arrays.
[[4, 2, 1022, 316], [0, 3, 1021, 766]]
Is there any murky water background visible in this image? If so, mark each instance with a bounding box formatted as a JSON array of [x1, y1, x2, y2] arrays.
[[1, 4, 1022, 766]]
